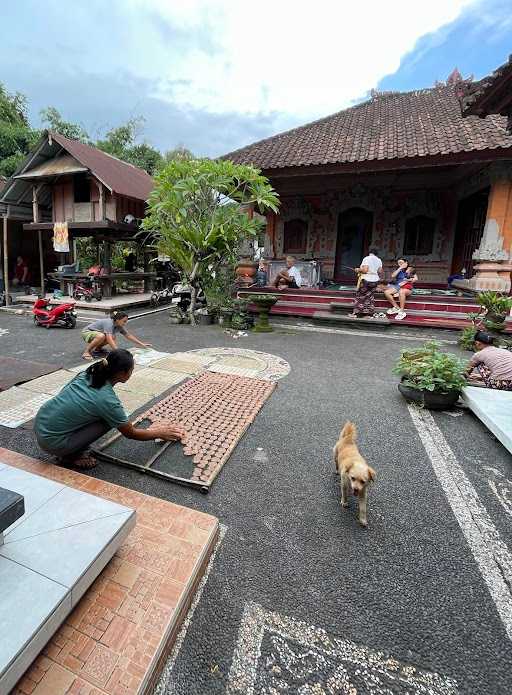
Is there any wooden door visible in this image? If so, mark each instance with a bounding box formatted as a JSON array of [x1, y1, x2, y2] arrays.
[[334, 208, 373, 282], [451, 190, 489, 276]]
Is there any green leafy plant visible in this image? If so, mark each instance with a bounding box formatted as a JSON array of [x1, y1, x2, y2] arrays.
[[474, 291, 512, 331], [201, 263, 237, 313], [393, 341, 467, 393], [458, 326, 477, 351], [143, 158, 279, 324]]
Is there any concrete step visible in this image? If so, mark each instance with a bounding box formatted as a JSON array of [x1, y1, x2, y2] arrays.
[[312, 311, 391, 327]]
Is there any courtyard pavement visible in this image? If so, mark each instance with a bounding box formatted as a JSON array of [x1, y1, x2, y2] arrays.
[[0, 310, 511, 694]]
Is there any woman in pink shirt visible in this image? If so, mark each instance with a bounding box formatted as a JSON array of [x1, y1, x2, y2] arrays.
[[465, 331, 512, 390]]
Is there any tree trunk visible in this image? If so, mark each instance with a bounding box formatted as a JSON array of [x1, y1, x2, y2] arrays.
[[188, 261, 201, 326]]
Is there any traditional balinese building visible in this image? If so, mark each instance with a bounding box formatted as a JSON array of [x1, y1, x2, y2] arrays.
[[225, 71, 512, 294], [0, 131, 155, 300]]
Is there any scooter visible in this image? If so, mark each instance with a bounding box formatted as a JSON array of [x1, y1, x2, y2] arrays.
[[170, 282, 206, 313], [33, 297, 77, 329], [72, 277, 102, 302]]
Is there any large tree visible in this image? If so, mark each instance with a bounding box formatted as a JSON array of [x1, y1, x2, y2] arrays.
[[0, 83, 39, 177], [143, 158, 279, 323], [96, 117, 164, 175]]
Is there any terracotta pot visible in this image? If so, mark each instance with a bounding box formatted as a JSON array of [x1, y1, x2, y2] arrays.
[[235, 260, 257, 279]]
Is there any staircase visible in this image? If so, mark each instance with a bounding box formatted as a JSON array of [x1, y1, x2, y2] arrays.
[[238, 286, 511, 331]]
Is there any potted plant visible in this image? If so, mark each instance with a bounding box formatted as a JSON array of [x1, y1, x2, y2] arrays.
[[476, 291, 512, 332], [393, 341, 467, 409], [243, 292, 280, 332], [231, 298, 253, 330], [194, 307, 213, 325]]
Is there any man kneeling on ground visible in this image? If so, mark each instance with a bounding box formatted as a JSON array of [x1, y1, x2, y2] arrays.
[[274, 256, 303, 289], [82, 310, 151, 361], [465, 331, 512, 390]]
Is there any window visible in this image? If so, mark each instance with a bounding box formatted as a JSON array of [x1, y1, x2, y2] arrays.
[[403, 215, 435, 255], [74, 174, 91, 203], [283, 218, 307, 254]]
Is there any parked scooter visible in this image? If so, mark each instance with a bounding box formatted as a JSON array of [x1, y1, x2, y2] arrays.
[[170, 282, 206, 313], [32, 297, 77, 329], [72, 277, 102, 302]]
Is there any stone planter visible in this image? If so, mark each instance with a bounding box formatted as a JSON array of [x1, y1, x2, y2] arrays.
[[246, 293, 279, 333], [219, 309, 233, 326], [398, 382, 460, 410], [196, 313, 213, 325]]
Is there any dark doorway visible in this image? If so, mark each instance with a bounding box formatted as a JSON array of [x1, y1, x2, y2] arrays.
[[334, 207, 373, 282], [451, 189, 489, 276]]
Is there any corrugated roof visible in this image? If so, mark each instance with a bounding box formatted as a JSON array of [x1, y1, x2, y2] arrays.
[[49, 131, 154, 200], [224, 84, 512, 171]]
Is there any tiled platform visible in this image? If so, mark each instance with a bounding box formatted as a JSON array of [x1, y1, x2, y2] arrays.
[[0, 462, 135, 694], [462, 386, 512, 454], [0, 449, 219, 695]]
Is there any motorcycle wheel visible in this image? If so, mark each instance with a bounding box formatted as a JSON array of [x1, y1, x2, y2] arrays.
[[150, 294, 159, 307], [94, 293, 102, 301], [33, 316, 41, 326], [85, 295, 92, 302], [45, 323, 51, 329], [72, 291, 80, 300], [66, 316, 77, 329]]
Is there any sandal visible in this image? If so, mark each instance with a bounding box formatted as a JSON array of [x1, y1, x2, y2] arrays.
[[71, 454, 98, 470]]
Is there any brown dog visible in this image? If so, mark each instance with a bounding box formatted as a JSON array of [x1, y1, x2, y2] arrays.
[[333, 422, 376, 528]]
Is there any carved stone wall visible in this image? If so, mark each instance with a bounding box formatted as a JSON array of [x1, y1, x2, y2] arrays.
[[271, 185, 457, 283]]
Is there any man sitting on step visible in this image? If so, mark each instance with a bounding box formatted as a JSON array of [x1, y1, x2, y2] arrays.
[[274, 256, 303, 290]]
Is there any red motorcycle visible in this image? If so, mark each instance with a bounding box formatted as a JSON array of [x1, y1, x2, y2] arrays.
[[72, 277, 102, 302], [32, 297, 77, 329]]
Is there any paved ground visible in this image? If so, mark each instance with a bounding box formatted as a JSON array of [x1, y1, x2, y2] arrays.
[[1, 310, 511, 694]]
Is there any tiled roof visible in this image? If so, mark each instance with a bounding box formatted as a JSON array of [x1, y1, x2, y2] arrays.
[[460, 55, 512, 134], [224, 85, 512, 171], [50, 131, 154, 201]]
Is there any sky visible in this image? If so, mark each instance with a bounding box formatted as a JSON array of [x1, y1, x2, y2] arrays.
[[1, 0, 511, 158]]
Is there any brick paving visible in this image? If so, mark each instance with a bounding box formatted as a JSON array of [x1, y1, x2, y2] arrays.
[[0, 448, 219, 695]]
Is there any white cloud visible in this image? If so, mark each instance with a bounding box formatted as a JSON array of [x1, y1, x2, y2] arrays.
[[128, 0, 478, 118]]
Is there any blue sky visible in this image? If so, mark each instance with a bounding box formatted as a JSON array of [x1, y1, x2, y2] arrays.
[[1, 0, 510, 158]]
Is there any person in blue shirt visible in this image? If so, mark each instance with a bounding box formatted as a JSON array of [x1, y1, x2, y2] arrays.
[[384, 258, 409, 313], [35, 349, 184, 469]]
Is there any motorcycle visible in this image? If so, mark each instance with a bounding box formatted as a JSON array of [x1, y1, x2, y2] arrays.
[[170, 282, 206, 313], [150, 284, 174, 308], [33, 297, 77, 329], [72, 277, 102, 302]]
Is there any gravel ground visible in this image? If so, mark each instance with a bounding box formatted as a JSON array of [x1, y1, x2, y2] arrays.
[[1, 310, 511, 694]]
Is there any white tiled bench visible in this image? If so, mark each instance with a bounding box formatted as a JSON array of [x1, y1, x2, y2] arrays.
[[462, 386, 512, 454]]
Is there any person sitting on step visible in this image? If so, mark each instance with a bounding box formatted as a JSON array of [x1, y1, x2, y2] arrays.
[[274, 256, 302, 289], [386, 265, 418, 321], [465, 331, 512, 390]]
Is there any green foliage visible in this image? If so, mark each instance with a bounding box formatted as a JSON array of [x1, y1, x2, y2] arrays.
[[476, 291, 512, 316], [143, 158, 278, 323], [201, 264, 237, 310], [393, 341, 467, 393], [0, 83, 39, 176], [40, 107, 90, 143], [96, 118, 164, 175], [458, 326, 477, 351]]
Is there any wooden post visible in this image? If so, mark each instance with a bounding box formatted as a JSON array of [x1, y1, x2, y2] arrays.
[[38, 230, 45, 296], [2, 216, 9, 306], [32, 185, 39, 223], [96, 181, 106, 221]]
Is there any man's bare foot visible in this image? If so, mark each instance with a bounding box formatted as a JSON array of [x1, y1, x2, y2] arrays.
[[82, 353, 93, 360], [60, 453, 98, 469]]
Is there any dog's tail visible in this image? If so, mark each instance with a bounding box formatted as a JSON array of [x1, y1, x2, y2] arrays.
[[340, 421, 357, 443]]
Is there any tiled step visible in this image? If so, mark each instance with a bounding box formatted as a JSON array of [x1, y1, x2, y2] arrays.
[[312, 311, 391, 327]]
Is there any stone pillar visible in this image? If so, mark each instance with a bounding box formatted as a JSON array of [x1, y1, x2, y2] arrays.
[[456, 177, 512, 293]]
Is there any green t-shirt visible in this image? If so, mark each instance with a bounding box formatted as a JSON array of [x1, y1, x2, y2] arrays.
[[35, 371, 128, 450]]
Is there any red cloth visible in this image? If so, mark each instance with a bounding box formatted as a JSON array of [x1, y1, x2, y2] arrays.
[[400, 282, 413, 291]]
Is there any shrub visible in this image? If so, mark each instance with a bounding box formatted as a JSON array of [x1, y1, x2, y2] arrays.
[[393, 341, 467, 394]]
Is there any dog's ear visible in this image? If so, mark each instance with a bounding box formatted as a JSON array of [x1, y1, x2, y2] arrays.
[[368, 467, 376, 481]]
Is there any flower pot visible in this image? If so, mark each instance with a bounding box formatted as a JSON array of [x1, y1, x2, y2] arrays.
[[196, 313, 213, 325], [235, 259, 257, 288], [398, 382, 460, 410], [219, 309, 233, 326]]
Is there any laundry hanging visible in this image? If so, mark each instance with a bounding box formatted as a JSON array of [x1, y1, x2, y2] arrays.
[[53, 221, 70, 252]]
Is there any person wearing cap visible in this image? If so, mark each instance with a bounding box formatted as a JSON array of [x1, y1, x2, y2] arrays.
[[464, 331, 512, 390]]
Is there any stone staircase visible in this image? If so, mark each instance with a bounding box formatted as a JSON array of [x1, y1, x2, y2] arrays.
[[239, 286, 512, 331]]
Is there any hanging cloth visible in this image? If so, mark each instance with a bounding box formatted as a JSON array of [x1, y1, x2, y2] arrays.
[[53, 221, 70, 252]]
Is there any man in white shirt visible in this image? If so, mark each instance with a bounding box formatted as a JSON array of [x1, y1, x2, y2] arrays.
[[275, 256, 303, 289], [348, 248, 383, 318]]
